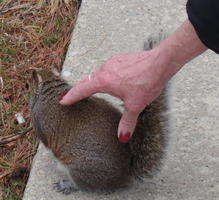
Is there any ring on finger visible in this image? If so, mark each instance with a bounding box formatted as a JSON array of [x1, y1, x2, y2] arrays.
[[88, 73, 92, 81]]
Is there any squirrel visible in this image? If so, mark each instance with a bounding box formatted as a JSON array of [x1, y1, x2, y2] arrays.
[[29, 34, 168, 195]]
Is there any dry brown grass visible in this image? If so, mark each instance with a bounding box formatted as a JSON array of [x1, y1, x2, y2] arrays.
[[0, 0, 80, 199]]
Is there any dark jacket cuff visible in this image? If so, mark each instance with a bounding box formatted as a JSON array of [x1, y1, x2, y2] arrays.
[[186, 0, 219, 54]]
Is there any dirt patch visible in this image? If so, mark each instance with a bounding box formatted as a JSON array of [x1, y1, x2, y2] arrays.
[[0, 0, 80, 199]]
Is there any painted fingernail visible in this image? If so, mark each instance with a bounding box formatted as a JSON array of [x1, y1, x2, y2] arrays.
[[118, 132, 131, 143], [58, 90, 69, 101]]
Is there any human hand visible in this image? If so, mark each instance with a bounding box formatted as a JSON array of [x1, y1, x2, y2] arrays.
[[59, 50, 168, 143]]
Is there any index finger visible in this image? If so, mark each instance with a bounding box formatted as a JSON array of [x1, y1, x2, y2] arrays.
[[59, 77, 100, 105]]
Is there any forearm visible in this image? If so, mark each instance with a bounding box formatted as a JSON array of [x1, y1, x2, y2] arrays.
[[150, 19, 207, 85]]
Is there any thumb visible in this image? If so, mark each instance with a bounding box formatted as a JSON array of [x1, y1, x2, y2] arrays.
[[59, 78, 99, 105], [117, 109, 139, 143]]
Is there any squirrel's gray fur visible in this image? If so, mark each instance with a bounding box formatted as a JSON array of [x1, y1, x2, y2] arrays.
[[29, 34, 168, 194]]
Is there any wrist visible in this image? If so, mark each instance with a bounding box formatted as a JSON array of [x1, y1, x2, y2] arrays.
[[150, 19, 207, 84]]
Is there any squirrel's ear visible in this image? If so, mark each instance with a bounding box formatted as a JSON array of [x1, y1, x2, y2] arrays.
[[31, 70, 42, 89], [51, 67, 60, 76]]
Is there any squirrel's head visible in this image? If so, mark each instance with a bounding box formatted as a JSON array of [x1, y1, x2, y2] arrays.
[[29, 67, 60, 95], [28, 67, 61, 111]]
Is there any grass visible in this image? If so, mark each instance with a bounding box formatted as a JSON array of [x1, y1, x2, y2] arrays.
[[0, 0, 80, 199]]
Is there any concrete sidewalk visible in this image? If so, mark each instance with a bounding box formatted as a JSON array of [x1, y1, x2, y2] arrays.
[[23, 0, 219, 199]]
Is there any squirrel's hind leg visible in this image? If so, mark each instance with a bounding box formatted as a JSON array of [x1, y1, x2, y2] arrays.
[[53, 179, 79, 195], [53, 159, 80, 195]]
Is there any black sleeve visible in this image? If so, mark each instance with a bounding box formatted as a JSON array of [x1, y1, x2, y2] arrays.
[[186, 0, 219, 54]]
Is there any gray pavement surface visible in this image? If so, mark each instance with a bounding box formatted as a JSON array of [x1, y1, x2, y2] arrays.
[[23, 0, 219, 199]]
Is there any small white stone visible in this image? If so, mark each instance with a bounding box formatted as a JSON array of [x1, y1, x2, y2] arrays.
[[0, 77, 3, 89], [62, 71, 72, 78], [15, 112, 25, 124]]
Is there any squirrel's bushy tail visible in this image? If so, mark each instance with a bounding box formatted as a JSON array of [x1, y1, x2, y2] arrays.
[[129, 31, 169, 179]]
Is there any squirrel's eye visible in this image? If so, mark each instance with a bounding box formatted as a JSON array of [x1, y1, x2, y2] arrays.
[[25, 82, 29, 90]]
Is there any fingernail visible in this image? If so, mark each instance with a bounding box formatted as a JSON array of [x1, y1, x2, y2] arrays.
[[58, 90, 69, 101], [118, 132, 131, 143]]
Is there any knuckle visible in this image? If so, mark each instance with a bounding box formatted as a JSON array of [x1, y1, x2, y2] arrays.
[[122, 118, 135, 126], [120, 115, 138, 131], [95, 74, 110, 90]]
